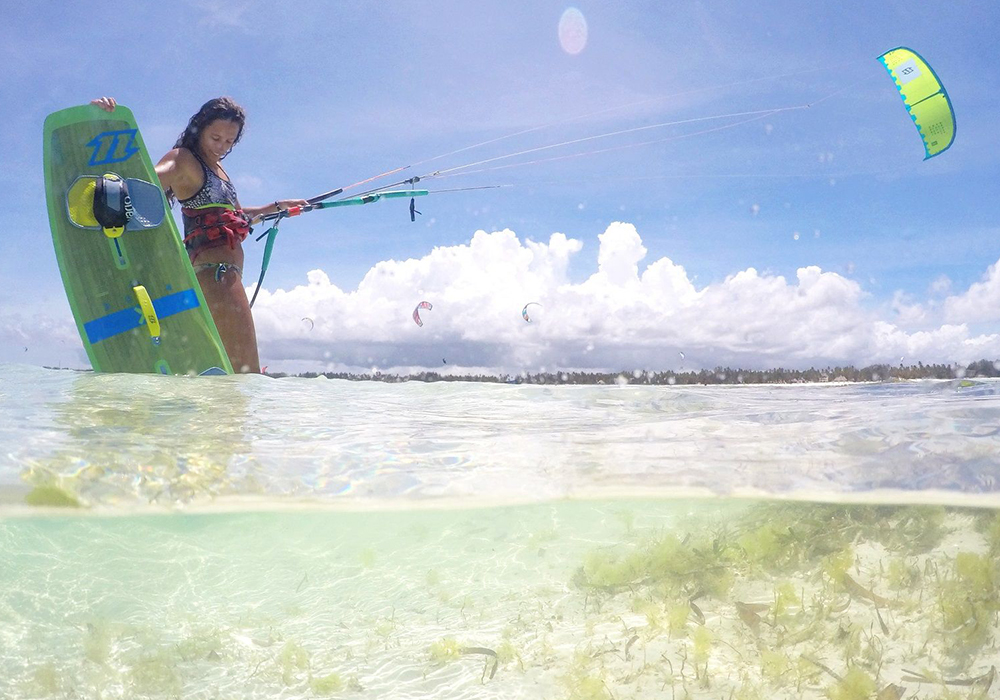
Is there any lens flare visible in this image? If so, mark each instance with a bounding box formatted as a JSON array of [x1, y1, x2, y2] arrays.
[[558, 8, 588, 55]]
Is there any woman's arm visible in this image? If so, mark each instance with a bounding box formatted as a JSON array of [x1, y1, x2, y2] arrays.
[[244, 199, 311, 223], [155, 149, 201, 201]]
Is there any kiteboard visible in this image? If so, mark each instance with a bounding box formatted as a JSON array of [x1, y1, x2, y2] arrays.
[[43, 104, 232, 375]]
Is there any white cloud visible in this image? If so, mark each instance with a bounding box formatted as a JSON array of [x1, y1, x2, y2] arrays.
[[944, 260, 1000, 323], [929, 274, 952, 296], [6, 222, 999, 373], [249, 222, 1000, 373], [891, 290, 927, 326]]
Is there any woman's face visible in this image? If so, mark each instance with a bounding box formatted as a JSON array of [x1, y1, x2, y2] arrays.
[[198, 119, 241, 161]]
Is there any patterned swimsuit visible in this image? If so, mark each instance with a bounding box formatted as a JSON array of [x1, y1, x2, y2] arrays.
[[179, 151, 249, 278]]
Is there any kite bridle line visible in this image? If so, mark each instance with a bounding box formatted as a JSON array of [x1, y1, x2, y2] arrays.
[[347, 80, 870, 200], [247, 66, 870, 307], [339, 58, 869, 198]]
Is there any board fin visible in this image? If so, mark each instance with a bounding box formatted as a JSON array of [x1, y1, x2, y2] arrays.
[[198, 366, 229, 376]]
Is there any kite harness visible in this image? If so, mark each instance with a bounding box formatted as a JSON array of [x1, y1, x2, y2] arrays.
[[182, 207, 252, 254]]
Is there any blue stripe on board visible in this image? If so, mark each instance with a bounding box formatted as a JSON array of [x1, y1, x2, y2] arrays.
[[83, 288, 200, 345]]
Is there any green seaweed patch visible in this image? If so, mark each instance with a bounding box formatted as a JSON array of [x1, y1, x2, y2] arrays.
[[309, 672, 344, 695], [821, 548, 855, 585], [738, 521, 785, 570], [25, 484, 81, 508], [886, 557, 921, 591], [175, 628, 222, 662], [29, 663, 61, 696], [827, 667, 876, 700], [575, 531, 737, 599], [692, 625, 712, 667], [666, 602, 689, 637], [887, 506, 947, 553], [278, 640, 311, 686], [629, 597, 663, 631], [983, 512, 1000, 557], [761, 650, 790, 685], [933, 552, 1000, 661], [955, 552, 996, 597], [128, 649, 181, 696], [734, 679, 766, 700], [734, 504, 861, 573], [496, 640, 520, 666], [561, 652, 611, 700], [774, 580, 801, 623], [83, 622, 112, 665], [735, 503, 949, 573], [578, 549, 643, 591], [429, 637, 462, 664]]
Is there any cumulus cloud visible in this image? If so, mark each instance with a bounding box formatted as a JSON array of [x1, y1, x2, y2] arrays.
[[5, 222, 999, 372], [249, 222, 1000, 373], [944, 260, 1000, 323]]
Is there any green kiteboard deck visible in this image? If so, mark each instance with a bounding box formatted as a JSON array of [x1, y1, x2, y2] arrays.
[[44, 104, 232, 375]]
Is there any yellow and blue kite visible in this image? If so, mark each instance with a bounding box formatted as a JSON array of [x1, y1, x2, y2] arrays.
[[878, 47, 956, 159]]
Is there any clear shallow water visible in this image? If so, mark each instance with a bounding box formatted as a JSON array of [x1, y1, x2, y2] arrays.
[[1, 364, 999, 699], [2, 364, 1000, 507]]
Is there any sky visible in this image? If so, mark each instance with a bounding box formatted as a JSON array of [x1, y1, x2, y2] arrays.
[[3, 0, 999, 374]]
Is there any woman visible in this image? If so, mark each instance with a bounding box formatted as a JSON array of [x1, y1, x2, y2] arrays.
[[91, 96, 307, 373]]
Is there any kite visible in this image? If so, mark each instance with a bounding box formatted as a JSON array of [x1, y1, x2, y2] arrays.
[[302, 317, 314, 330], [521, 302, 542, 323], [413, 301, 433, 327], [878, 47, 956, 159]]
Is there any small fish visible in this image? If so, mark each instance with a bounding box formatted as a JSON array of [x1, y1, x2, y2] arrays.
[[876, 683, 905, 700], [689, 600, 706, 625], [842, 573, 891, 607], [802, 654, 842, 682], [902, 665, 995, 689], [830, 596, 852, 614], [460, 647, 499, 680], [874, 605, 890, 635], [735, 602, 769, 634], [624, 634, 639, 660]]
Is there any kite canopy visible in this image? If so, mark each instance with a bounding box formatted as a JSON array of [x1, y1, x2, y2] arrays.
[[413, 301, 432, 327], [878, 47, 956, 159], [521, 302, 542, 323]]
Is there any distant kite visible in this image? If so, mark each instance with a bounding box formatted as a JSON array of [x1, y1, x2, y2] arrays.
[[302, 317, 314, 330], [522, 302, 542, 323], [878, 47, 956, 159], [413, 301, 433, 327]]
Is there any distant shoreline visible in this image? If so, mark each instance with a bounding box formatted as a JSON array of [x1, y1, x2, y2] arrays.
[[267, 359, 1000, 385]]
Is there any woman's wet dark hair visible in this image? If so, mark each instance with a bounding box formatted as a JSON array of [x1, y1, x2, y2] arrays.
[[174, 96, 246, 160]]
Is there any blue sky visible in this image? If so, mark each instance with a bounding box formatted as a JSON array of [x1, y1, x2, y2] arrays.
[[3, 0, 999, 372]]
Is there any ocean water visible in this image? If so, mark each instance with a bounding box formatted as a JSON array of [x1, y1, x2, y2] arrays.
[[1, 364, 999, 699]]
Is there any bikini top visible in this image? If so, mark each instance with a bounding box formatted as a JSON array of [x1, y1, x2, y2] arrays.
[[178, 150, 240, 211]]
